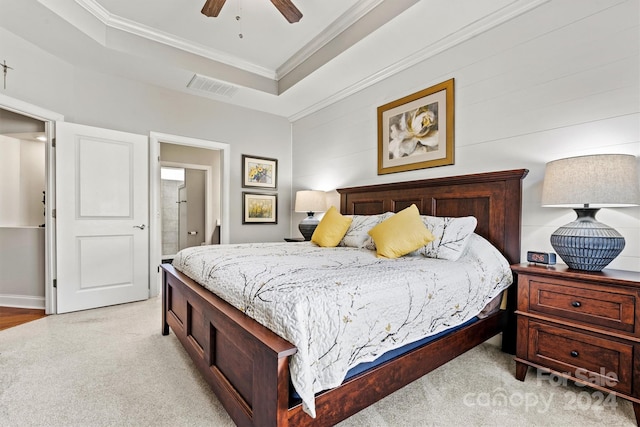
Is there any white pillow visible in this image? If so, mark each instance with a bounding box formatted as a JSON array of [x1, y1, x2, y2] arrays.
[[339, 212, 392, 250], [412, 215, 477, 261]]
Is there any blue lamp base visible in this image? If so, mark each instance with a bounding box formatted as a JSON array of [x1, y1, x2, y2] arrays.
[[550, 208, 625, 272], [298, 212, 319, 241]]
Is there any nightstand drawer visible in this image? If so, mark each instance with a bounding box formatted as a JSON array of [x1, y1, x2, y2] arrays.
[[529, 279, 637, 335], [527, 320, 633, 395]]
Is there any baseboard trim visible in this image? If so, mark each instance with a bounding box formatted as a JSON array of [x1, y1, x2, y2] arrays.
[[0, 294, 46, 309]]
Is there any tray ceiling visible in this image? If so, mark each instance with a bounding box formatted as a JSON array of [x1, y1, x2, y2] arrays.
[[0, 0, 548, 119]]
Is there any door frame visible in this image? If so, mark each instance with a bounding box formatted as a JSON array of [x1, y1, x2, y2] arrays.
[[160, 161, 212, 257], [149, 132, 230, 298], [0, 94, 64, 314]]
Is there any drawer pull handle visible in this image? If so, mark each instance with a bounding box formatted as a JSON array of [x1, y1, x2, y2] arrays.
[[571, 301, 581, 308], [570, 350, 579, 358]]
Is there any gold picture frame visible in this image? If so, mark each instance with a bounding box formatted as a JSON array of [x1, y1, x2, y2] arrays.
[[242, 192, 277, 224], [377, 78, 454, 175], [242, 154, 278, 189]]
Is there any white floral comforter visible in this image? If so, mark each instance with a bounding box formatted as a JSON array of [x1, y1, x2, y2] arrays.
[[172, 234, 512, 417]]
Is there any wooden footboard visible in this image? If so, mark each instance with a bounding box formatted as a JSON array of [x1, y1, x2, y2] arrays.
[[163, 262, 507, 427], [162, 264, 297, 427]]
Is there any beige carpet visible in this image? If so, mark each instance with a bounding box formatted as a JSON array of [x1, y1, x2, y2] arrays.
[[0, 297, 635, 427]]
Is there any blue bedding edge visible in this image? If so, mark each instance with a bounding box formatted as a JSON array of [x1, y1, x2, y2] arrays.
[[289, 316, 479, 403]]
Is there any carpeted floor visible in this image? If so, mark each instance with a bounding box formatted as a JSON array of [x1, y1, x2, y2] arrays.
[[0, 297, 635, 426]]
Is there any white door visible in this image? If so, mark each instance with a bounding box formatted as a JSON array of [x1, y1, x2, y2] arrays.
[[56, 122, 149, 313]]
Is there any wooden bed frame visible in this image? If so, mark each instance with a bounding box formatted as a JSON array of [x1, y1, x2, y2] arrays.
[[161, 168, 528, 427]]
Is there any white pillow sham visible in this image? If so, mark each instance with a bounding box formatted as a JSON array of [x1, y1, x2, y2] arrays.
[[339, 212, 393, 250], [412, 215, 477, 261]]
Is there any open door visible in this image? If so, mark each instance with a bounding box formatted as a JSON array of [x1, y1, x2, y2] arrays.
[[55, 122, 149, 313]]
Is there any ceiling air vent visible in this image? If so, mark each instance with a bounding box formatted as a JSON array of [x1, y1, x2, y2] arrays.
[[187, 74, 239, 98]]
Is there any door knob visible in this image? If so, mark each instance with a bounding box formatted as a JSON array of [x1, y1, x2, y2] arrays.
[[133, 224, 146, 230]]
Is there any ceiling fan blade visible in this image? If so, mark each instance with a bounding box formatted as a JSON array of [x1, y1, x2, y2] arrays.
[[201, 0, 226, 17], [270, 0, 303, 23]]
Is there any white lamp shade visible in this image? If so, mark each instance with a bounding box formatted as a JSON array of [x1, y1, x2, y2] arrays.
[[295, 190, 326, 213], [541, 154, 640, 208]]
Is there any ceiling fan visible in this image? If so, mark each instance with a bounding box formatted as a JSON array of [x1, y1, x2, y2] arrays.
[[201, 0, 303, 23]]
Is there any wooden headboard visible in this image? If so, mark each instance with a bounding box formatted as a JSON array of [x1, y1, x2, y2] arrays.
[[337, 169, 528, 265]]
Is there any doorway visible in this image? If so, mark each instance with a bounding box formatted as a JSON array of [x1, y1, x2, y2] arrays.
[[0, 95, 232, 312], [161, 165, 212, 260], [1, 94, 152, 314], [149, 132, 230, 297], [0, 95, 61, 314], [0, 110, 46, 310]]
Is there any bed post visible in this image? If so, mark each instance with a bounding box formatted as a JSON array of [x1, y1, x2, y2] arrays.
[[500, 170, 527, 354], [501, 284, 518, 354], [253, 354, 292, 427]]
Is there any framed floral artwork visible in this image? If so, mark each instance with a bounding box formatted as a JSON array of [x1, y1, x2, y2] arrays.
[[242, 154, 277, 189], [377, 78, 454, 175], [242, 192, 277, 224]]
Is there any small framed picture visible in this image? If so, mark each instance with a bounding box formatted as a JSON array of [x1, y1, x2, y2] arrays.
[[242, 154, 277, 189], [242, 192, 277, 224]]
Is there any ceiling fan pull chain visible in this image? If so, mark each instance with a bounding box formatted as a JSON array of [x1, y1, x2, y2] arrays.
[[236, 0, 243, 39]]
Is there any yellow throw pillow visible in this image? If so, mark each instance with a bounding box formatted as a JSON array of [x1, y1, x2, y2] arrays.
[[311, 206, 353, 247], [367, 204, 435, 258]]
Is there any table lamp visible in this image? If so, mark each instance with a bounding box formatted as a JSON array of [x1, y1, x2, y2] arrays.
[[295, 190, 326, 240], [541, 154, 640, 271]]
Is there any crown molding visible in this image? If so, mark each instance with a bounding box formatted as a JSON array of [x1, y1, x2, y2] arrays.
[[75, 0, 276, 79], [276, 0, 385, 79], [74, 0, 404, 85], [287, 0, 551, 121]]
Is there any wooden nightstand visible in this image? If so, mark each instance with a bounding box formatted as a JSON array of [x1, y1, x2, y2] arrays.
[[512, 263, 640, 424]]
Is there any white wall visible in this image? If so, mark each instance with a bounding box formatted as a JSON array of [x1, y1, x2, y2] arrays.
[[0, 227, 45, 308], [19, 139, 46, 226], [0, 135, 45, 226], [0, 136, 21, 225], [291, 0, 640, 271], [0, 27, 292, 243]]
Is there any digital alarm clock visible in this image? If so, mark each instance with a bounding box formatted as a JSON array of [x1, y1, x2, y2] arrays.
[[526, 251, 556, 265]]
